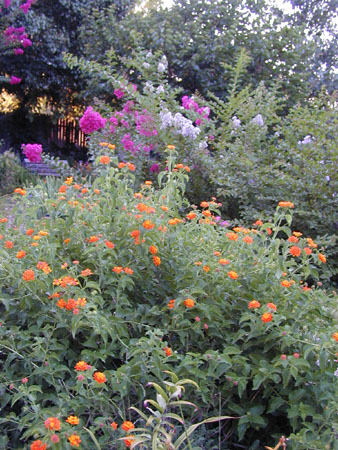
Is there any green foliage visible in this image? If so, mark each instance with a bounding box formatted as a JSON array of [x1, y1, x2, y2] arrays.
[[0, 150, 37, 196], [0, 147, 337, 449]]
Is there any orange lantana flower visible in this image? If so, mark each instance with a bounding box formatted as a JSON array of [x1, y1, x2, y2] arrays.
[[289, 246, 301, 257], [113, 266, 123, 273], [66, 416, 79, 425], [261, 313, 273, 323], [149, 245, 158, 255], [143, 220, 154, 230], [30, 440, 47, 450], [68, 434, 81, 447], [23, 269, 35, 281], [278, 201, 294, 208], [44, 417, 61, 431], [93, 371, 106, 383], [75, 360, 89, 371], [267, 302, 277, 311], [228, 271, 238, 279], [153, 256, 161, 266], [184, 298, 195, 308], [122, 421, 135, 432], [318, 253, 327, 263], [163, 347, 172, 357], [248, 300, 260, 309], [16, 250, 26, 259], [100, 156, 110, 164]]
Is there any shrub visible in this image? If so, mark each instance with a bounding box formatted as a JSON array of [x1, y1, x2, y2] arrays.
[[0, 147, 337, 449], [0, 150, 37, 196]]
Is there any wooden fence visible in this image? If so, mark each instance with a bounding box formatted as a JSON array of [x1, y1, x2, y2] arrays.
[[49, 118, 87, 150]]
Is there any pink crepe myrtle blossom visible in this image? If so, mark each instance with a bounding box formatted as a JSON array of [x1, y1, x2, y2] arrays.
[[114, 88, 125, 100], [21, 143, 43, 162], [10, 76, 21, 84], [79, 107, 106, 134]]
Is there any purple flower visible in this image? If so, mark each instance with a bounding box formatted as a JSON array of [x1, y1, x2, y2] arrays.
[[219, 220, 230, 227], [14, 48, 24, 55], [22, 38, 32, 48], [150, 163, 160, 173], [9, 76, 21, 85], [4, 0, 11, 7]]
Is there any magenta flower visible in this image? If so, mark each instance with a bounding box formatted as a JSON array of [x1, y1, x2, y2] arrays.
[[22, 38, 32, 48], [150, 163, 160, 173], [79, 107, 106, 134], [114, 88, 125, 100], [10, 76, 21, 85], [21, 143, 43, 162], [4, 0, 11, 7], [14, 48, 24, 55]]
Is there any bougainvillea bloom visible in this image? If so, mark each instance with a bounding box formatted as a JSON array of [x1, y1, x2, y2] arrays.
[[248, 300, 260, 309], [75, 360, 89, 371], [66, 416, 79, 425], [23, 269, 35, 281], [68, 434, 81, 447], [184, 298, 195, 308], [93, 371, 106, 383], [122, 421, 135, 432], [261, 313, 273, 323], [30, 440, 47, 450], [10, 76, 22, 85], [100, 155, 110, 164], [44, 417, 61, 431], [289, 246, 301, 257]]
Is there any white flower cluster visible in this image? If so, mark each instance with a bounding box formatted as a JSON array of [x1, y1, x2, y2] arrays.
[[251, 114, 264, 126], [298, 135, 313, 145], [158, 55, 168, 73], [159, 109, 201, 140]]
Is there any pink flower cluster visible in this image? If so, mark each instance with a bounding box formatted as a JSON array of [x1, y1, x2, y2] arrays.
[[4, 26, 32, 49], [21, 143, 43, 163], [3, 0, 11, 7], [79, 107, 107, 134], [20, 0, 34, 14], [135, 109, 158, 137], [10, 76, 21, 85], [181, 95, 210, 126]]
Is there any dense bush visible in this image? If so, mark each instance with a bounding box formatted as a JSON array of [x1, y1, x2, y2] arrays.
[[0, 150, 37, 196], [0, 145, 337, 449]]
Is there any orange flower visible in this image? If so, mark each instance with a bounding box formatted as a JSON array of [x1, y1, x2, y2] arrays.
[[167, 145, 175, 149], [261, 312, 273, 323], [289, 246, 301, 257], [124, 267, 134, 275], [163, 347, 172, 356], [0, 217, 8, 223], [105, 240, 115, 249], [200, 201, 209, 208], [332, 332, 338, 342], [184, 166, 191, 172], [144, 181, 152, 186], [243, 236, 253, 244], [75, 360, 89, 371], [186, 212, 196, 220], [64, 238, 70, 245], [168, 299, 175, 309], [214, 251, 221, 256], [281, 280, 291, 288], [81, 268, 93, 277], [293, 231, 302, 237], [59, 185, 68, 193], [153, 256, 161, 266], [65, 176, 73, 185], [113, 266, 123, 273], [23, 269, 35, 281], [124, 436, 135, 448], [66, 416, 79, 425], [267, 302, 277, 311], [44, 417, 61, 431], [143, 220, 154, 230], [226, 232, 238, 241], [278, 201, 294, 208], [254, 219, 263, 226], [110, 421, 118, 429], [248, 300, 260, 309], [194, 261, 202, 266], [175, 163, 184, 169], [30, 440, 47, 450], [149, 245, 158, 255], [36, 261, 51, 274], [56, 299, 66, 309], [288, 236, 299, 243], [161, 205, 168, 212], [203, 265, 210, 272], [131, 230, 140, 239], [68, 434, 81, 447], [5, 240, 13, 248], [76, 297, 87, 307], [228, 271, 238, 279], [202, 210, 211, 217], [318, 253, 326, 263], [307, 237, 318, 248], [100, 155, 110, 164], [88, 235, 99, 243], [65, 298, 77, 311], [218, 258, 230, 265], [168, 218, 182, 225], [303, 247, 312, 255], [127, 163, 135, 171], [26, 228, 34, 235], [94, 189, 101, 195], [14, 187, 26, 196], [184, 298, 195, 308], [122, 421, 135, 432], [93, 371, 106, 383], [16, 250, 26, 259], [118, 162, 126, 169]]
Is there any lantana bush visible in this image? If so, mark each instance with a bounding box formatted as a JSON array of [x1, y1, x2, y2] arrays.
[[0, 144, 338, 449]]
